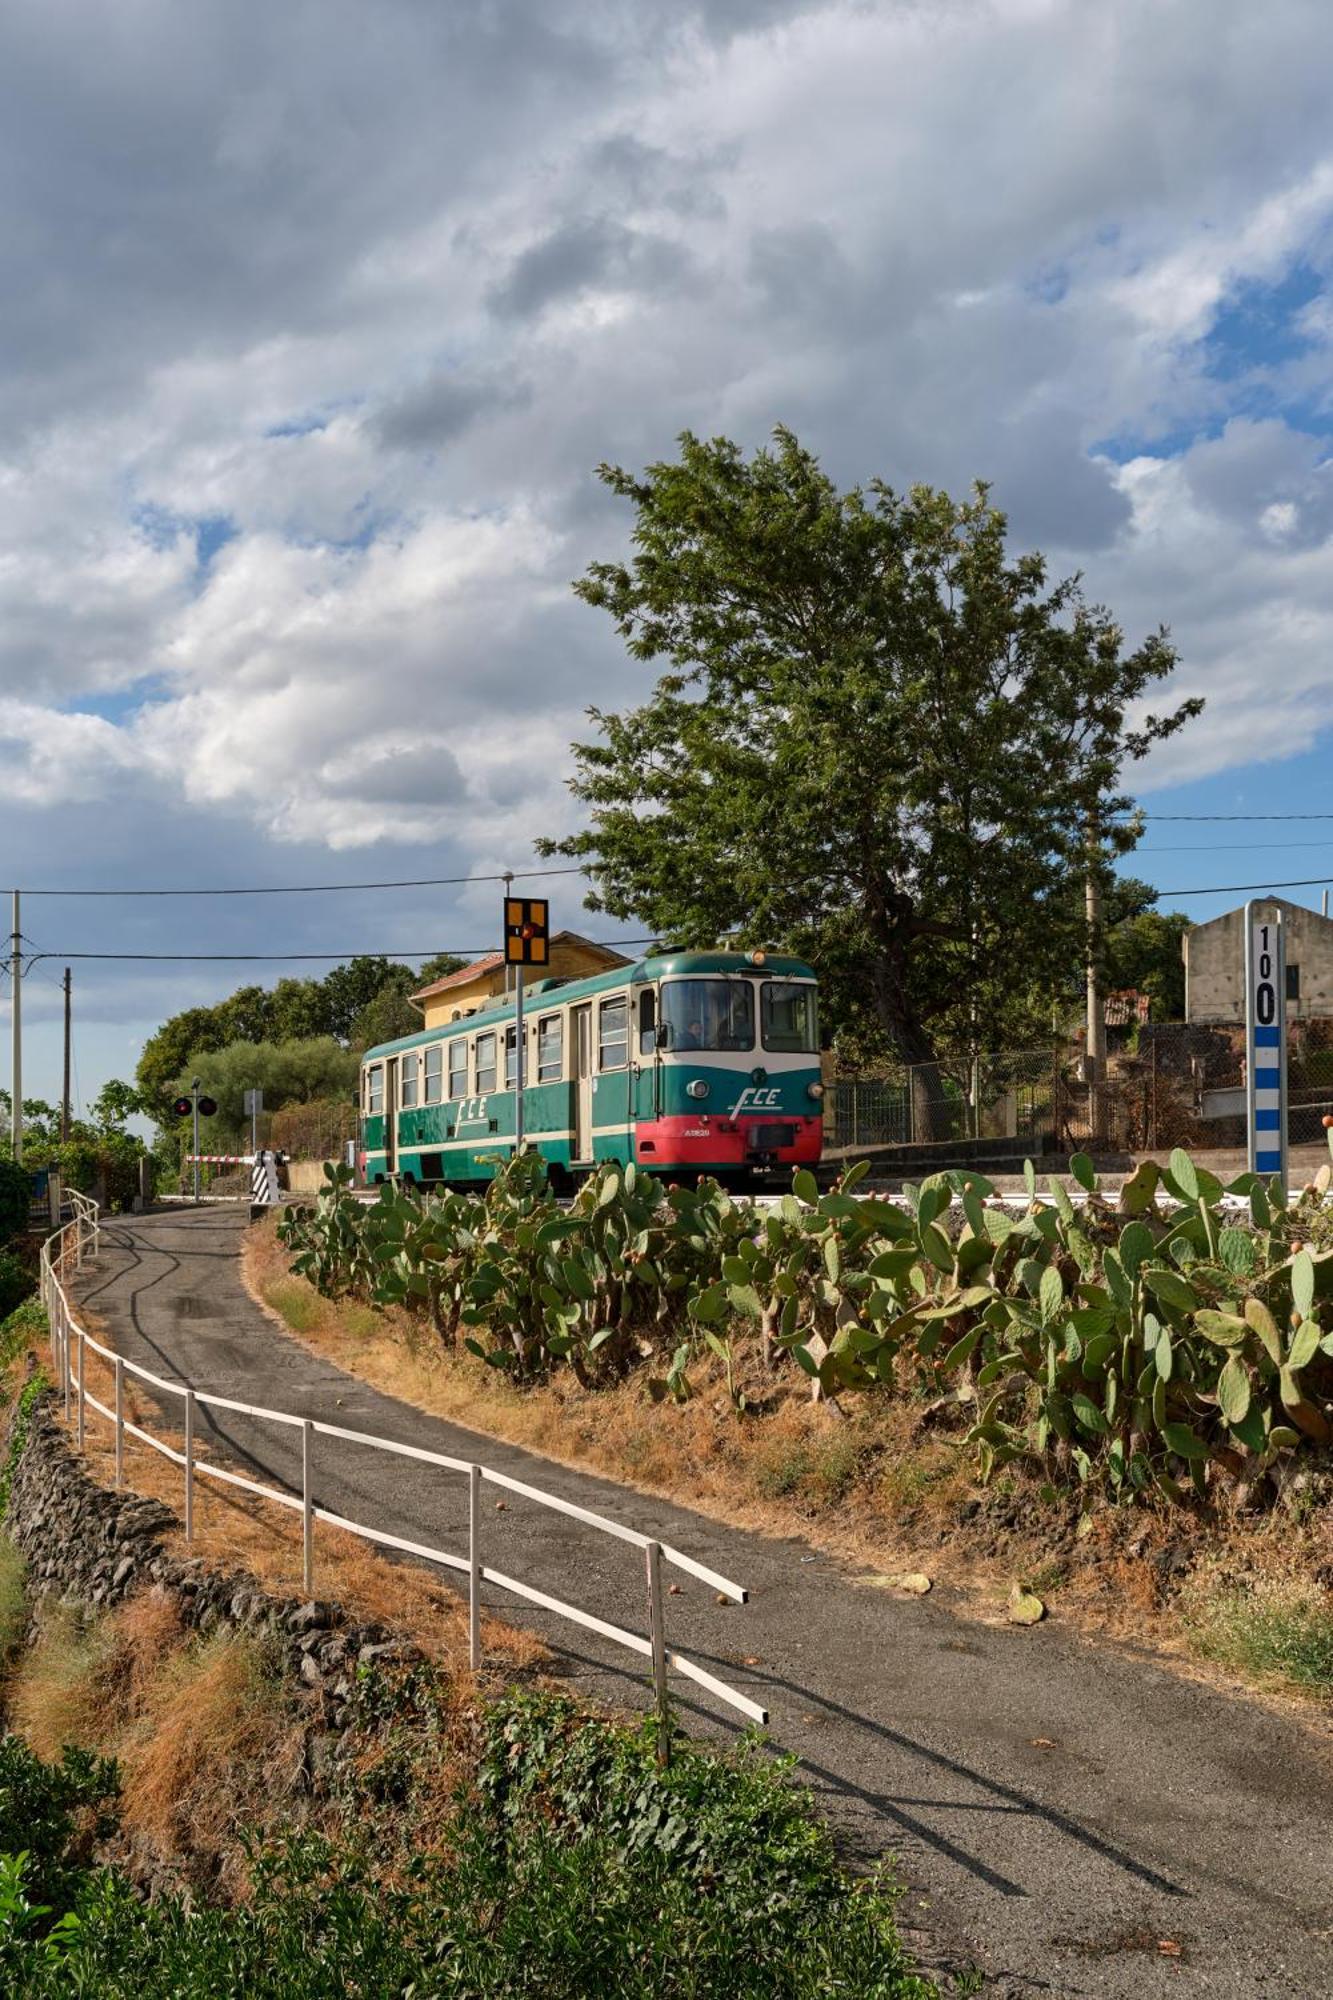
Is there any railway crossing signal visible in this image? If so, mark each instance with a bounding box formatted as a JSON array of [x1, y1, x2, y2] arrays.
[[173, 1094, 217, 1118], [504, 896, 549, 966]]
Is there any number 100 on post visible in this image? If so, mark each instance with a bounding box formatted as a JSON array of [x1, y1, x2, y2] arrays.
[[1244, 902, 1287, 1185]]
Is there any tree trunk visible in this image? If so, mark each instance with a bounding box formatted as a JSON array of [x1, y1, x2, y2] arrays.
[[865, 921, 952, 1141], [859, 867, 960, 1142]]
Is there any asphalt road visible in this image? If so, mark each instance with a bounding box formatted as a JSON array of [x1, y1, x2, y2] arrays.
[[75, 1207, 1332, 1998]]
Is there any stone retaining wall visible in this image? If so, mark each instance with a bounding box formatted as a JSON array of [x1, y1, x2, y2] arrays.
[[3, 1391, 426, 1738]]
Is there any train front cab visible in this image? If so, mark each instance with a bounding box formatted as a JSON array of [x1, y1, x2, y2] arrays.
[[629, 953, 823, 1179]]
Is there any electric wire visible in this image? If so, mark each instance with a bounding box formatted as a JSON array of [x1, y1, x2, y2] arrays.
[[22, 939, 661, 965], [10, 864, 587, 899]]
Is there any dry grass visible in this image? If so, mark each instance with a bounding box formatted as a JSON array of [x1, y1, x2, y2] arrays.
[[57, 1316, 545, 1681], [1182, 1576, 1333, 1699], [7, 1601, 112, 1757], [9, 1589, 310, 1893], [0, 1530, 25, 1665]]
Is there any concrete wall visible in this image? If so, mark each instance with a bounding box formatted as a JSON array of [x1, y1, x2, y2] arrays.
[[1184, 898, 1333, 1022]]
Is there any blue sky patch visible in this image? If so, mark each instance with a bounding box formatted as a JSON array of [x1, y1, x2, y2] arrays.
[[63, 675, 169, 726], [1202, 258, 1324, 382]]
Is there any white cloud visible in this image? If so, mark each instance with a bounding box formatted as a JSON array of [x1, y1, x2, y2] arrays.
[[4, 0, 1333, 1101]]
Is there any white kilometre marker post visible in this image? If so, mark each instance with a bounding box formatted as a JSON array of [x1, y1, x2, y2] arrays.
[[1244, 901, 1288, 1187]]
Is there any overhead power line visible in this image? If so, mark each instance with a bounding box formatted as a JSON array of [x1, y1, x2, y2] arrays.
[[1151, 874, 1333, 899], [1138, 839, 1333, 853], [1119, 812, 1333, 822], [21, 938, 659, 966], [12, 864, 586, 899]]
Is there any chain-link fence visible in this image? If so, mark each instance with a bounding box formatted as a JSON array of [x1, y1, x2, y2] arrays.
[[270, 1097, 358, 1162], [826, 1017, 1333, 1157], [825, 1049, 1059, 1153]]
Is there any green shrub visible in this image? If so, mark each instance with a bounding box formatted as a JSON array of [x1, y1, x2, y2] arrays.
[[0, 1160, 28, 1250], [0, 1299, 46, 1370], [0, 1700, 941, 1997], [0, 1255, 32, 1325]]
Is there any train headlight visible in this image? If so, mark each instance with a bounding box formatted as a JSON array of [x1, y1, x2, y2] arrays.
[[807, 1081, 825, 1101], [686, 1079, 710, 1100]]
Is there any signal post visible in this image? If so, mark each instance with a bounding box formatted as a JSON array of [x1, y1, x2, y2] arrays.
[[503, 886, 549, 1156]]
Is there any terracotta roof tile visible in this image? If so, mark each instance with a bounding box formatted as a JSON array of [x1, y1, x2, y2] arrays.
[[409, 932, 631, 1008], [410, 952, 504, 1003]]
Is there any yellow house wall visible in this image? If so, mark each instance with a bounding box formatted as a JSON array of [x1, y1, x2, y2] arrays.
[[417, 940, 626, 1032]]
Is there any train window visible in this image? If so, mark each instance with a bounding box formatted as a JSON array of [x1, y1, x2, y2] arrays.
[[537, 1014, 563, 1082], [504, 1026, 518, 1090], [659, 979, 754, 1052], [761, 981, 819, 1053], [598, 997, 628, 1071], [447, 1039, 467, 1098], [475, 1031, 497, 1094], [366, 1065, 384, 1116], [638, 988, 656, 1055], [401, 1052, 419, 1108], [424, 1044, 443, 1104]]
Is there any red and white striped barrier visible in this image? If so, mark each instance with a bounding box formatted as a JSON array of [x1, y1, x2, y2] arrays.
[[185, 1154, 253, 1165]]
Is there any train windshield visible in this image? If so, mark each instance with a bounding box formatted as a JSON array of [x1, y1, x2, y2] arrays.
[[761, 981, 818, 1053], [659, 979, 755, 1052]]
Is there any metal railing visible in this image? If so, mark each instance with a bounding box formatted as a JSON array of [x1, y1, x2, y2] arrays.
[[38, 1202, 766, 1740]]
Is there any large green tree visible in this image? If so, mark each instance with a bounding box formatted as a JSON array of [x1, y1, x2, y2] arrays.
[[547, 431, 1201, 1103], [165, 1038, 360, 1150], [1104, 907, 1190, 1021], [136, 1006, 233, 1121], [136, 954, 466, 1121]]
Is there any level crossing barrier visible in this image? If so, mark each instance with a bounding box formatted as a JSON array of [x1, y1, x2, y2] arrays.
[[37, 1200, 766, 1744]]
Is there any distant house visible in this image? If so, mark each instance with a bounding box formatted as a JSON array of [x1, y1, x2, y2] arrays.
[[1104, 989, 1151, 1031], [409, 931, 631, 1033], [1183, 896, 1333, 1023]]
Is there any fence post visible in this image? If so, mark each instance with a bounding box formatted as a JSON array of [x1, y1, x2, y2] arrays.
[[468, 1464, 482, 1671], [114, 1357, 124, 1489], [61, 1299, 70, 1420], [645, 1540, 670, 1768], [302, 1419, 314, 1595], [76, 1331, 85, 1450], [184, 1390, 195, 1545]]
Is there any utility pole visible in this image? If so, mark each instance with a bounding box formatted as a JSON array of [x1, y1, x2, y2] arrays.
[[1085, 832, 1106, 1142], [61, 967, 72, 1142], [9, 891, 21, 1163]]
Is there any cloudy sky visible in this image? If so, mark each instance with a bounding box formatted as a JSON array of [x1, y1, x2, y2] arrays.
[[5, 0, 1333, 1108]]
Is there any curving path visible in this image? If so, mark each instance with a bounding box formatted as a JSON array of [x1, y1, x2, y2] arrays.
[[74, 1206, 1332, 1999]]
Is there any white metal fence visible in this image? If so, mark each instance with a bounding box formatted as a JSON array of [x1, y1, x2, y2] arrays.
[[38, 1198, 766, 1737]]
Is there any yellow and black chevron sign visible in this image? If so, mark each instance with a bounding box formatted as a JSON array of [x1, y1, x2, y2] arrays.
[[504, 896, 550, 966]]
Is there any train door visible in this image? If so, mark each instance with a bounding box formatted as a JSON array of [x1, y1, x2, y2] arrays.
[[635, 986, 660, 1125], [384, 1057, 399, 1175], [572, 1006, 593, 1162]]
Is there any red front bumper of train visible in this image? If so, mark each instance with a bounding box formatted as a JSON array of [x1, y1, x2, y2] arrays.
[[634, 1113, 822, 1170]]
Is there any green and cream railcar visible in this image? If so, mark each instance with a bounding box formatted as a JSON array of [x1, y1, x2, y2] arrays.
[[358, 950, 823, 1186]]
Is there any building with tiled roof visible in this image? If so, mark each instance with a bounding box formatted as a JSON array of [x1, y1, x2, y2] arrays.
[[409, 932, 630, 1031]]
